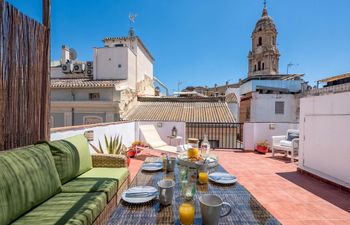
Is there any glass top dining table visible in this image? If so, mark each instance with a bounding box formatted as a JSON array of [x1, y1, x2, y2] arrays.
[[108, 157, 281, 225]]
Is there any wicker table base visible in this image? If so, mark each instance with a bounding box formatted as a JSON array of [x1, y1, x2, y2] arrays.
[[108, 157, 280, 225]]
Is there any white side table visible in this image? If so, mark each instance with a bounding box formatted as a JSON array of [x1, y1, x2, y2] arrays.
[[167, 136, 182, 146]]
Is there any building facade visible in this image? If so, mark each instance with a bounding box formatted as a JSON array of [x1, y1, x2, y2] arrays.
[[50, 32, 155, 128]]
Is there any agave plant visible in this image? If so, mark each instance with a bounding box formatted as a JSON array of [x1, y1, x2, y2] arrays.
[[90, 135, 127, 155]]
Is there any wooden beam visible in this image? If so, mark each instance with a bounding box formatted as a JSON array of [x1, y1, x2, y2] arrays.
[[42, 0, 51, 140]]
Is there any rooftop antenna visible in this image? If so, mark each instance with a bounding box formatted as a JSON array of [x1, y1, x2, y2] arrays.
[[287, 62, 299, 74], [129, 13, 137, 37]]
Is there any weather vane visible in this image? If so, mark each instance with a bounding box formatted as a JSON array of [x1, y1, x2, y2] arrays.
[[129, 13, 137, 27], [264, 0, 267, 8]]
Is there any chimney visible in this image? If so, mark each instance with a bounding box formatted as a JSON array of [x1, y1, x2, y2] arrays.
[[61, 45, 70, 64]]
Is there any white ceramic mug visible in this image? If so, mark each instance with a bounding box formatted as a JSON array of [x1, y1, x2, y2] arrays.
[[199, 194, 232, 225], [158, 179, 175, 205]]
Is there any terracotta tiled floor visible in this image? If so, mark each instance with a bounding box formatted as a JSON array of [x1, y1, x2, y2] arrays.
[[128, 150, 350, 225]]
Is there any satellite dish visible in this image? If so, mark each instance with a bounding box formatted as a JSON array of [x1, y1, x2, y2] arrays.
[[69, 48, 77, 61]]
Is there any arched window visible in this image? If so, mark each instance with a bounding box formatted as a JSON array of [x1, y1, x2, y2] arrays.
[[262, 62, 265, 70], [254, 65, 257, 71], [258, 37, 262, 46], [258, 61, 261, 70]]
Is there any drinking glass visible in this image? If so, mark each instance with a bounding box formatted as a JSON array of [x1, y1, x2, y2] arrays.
[[182, 181, 196, 200], [198, 164, 208, 184], [179, 199, 195, 225]]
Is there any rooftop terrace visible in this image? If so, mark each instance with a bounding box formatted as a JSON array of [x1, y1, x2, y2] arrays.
[[129, 149, 350, 225]]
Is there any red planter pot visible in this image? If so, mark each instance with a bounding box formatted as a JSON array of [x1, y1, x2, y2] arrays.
[[256, 145, 268, 153], [127, 150, 136, 158], [127, 157, 131, 166]]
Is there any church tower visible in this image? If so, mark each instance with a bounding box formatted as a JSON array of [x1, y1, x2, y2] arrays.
[[248, 3, 280, 77]]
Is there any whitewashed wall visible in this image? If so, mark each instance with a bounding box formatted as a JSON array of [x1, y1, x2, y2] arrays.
[[136, 45, 153, 82], [243, 122, 299, 150], [250, 93, 298, 123], [93, 47, 130, 80], [299, 92, 350, 188], [51, 122, 136, 153], [136, 121, 186, 146]]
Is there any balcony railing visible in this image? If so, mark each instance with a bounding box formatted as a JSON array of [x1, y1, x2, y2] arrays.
[[304, 83, 350, 97]]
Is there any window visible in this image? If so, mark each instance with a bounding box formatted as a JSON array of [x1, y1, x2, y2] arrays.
[[262, 62, 265, 70], [89, 93, 100, 100], [83, 116, 103, 125], [275, 101, 284, 114], [114, 44, 123, 47], [258, 37, 262, 46], [258, 61, 261, 71], [118, 64, 122, 68], [254, 65, 257, 71]]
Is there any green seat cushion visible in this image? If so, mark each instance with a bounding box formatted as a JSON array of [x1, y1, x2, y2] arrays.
[[12, 192, 107, 225], [78, 168, 129, 188], [0, 144, 62, 225], [45, 134, 93, 184], [62, 178, 118, 202]]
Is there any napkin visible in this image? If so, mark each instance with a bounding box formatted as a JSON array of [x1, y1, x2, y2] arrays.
[[124, 186, 157, 198]]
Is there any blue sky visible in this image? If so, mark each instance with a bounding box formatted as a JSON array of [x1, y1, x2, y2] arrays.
[[7, 0, 350, 93]]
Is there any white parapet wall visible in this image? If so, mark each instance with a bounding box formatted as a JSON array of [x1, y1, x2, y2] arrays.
[[51, 121, 136, 153], [299, 92, 350, 188], [243, 122, 299, 150], [136, 121, 186, 146]]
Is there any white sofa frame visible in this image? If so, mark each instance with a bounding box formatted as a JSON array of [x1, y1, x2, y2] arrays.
[[272, 129, 299, 163]]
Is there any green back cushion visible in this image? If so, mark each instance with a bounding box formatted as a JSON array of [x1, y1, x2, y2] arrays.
[[47, 134, 92, 184], [0, 144, 62, 225]]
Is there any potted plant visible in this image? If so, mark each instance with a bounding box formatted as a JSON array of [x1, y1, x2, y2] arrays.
[[90, 135, 130, 166], [127, 140, 145, 158], [256, 140, 269, 154]]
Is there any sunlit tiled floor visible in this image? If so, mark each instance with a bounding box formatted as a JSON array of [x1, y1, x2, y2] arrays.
[[128, 150, 350, 225]]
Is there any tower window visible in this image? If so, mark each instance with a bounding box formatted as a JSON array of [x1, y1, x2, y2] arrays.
[[258, 37, 262, 46], [254, 65, 257, 71], [258, 61, 261, 70], [262, 62, 265, 70]]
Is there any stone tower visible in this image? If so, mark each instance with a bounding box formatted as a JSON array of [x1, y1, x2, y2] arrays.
[[248, 4, 280, 77]]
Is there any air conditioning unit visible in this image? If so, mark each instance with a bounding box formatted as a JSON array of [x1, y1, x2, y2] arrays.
[[61, 63, 73, 73], [86, 61, 93, 76], [86, 69, 93, 76], [73, 63, 86, 73], [86, 61, 93, 67]]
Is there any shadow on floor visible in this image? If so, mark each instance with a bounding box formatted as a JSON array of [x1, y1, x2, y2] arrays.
[[266, 155, 294, 164], [277, 171, 350, 213]]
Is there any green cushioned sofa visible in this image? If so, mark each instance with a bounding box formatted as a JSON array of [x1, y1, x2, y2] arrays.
[[0, 135, 129, 225]]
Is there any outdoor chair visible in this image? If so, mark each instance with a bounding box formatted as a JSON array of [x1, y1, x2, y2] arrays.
[[139, 124, 179, 154], [272, 129, 299, 162]]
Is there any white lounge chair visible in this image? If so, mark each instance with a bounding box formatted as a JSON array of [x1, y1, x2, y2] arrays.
[[139, 125, 179, 154], [272, 129, 299, 162]]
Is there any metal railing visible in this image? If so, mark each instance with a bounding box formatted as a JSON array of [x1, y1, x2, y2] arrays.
[[304, 83, 350, 97], [186, 122, 244, 150]]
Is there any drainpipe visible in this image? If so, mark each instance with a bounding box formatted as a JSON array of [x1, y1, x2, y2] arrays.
[[154, 76, 169, 96], [71, 91, 75, 126]]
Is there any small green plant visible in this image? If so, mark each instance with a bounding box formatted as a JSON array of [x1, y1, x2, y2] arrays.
[[256, 140, 269, 147], [90, 135, 127, 155]]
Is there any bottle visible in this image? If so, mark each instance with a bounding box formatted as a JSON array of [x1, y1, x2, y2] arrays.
[[201, 135, 210, 155]]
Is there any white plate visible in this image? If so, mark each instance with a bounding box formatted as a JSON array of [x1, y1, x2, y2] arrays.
[[209, 172, 237, 184], [141, 162, 163, 171], [122, 186, 158, 204]]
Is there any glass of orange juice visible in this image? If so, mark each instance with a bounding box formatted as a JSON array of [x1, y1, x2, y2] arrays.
[[179, 199, 195, 225], [198, 164, 208, 184]]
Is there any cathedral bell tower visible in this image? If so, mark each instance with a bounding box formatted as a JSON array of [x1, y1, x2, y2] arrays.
[[248, 3, 280, 77]]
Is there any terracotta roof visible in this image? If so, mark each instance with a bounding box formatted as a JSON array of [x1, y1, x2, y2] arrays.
[[51, 78, 121, 88], [124, 101, 235, 123]]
